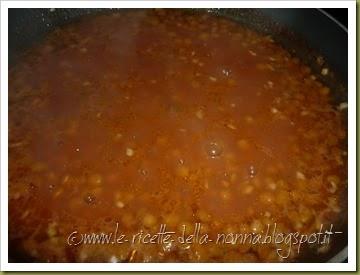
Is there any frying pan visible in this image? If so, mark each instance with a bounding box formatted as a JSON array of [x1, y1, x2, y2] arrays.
[[8, 8, 348, 263]]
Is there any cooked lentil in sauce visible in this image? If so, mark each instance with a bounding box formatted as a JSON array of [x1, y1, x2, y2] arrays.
[[9, 9, 347, 263]]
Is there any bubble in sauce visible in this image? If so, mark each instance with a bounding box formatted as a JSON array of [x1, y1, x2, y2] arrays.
[[138, 168, 148, 177], [222, 68, 232, 77], [248, 165, 257, 178], [205, 142, 223, 158], [29, 183, 38, 191], [84, 194, 96, 205]]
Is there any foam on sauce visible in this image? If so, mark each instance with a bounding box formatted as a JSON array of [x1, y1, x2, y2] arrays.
[[9, 10, 347, 262]]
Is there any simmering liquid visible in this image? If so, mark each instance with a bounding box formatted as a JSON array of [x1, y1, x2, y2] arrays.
[[9, 9, 347, 262]]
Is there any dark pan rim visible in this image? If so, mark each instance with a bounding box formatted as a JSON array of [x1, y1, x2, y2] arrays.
[[317, 8, 348, 264], [318, 8, 348, 33]]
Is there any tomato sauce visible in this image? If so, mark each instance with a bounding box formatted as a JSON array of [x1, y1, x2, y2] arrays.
[[9, 9, 347, 262]]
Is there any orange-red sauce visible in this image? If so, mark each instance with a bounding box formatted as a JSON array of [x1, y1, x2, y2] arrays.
[[9, 9, 347, 262]]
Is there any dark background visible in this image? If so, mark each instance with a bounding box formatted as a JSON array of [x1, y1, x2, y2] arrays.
[[322, 8, 348, 28]]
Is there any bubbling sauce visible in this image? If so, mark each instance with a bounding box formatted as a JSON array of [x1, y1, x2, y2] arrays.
[[9, 9, 347, 262]]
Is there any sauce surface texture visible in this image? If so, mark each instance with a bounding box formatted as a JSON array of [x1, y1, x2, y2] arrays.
[[9, 9, 347, 263]]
